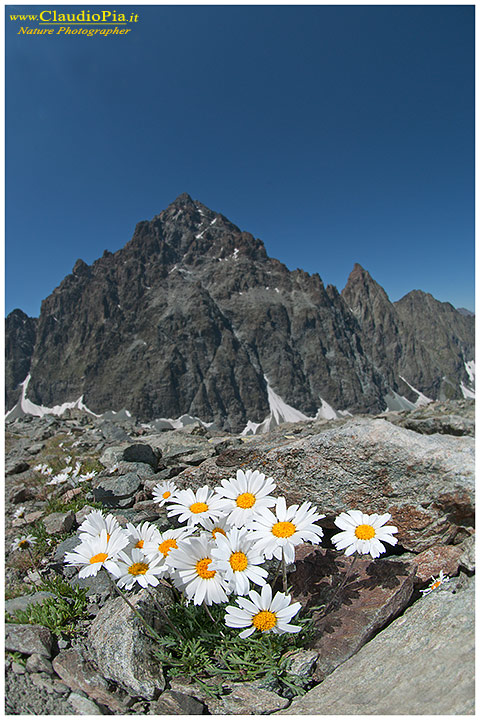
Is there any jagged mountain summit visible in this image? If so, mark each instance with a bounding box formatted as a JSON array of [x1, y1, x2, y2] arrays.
[[5, 193, 475, 432]]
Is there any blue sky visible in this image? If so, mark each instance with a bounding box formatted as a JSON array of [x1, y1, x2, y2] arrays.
[[5, 4, 474, 317]]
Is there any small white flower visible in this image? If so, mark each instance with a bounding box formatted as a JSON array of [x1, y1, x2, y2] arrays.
[[79, 471, 97, 481], [247, 497, 325, 564], [421, 570, 450, 596], [199, 514, 233, 543], [167, 486, 225, 527], [225, 583, 302, 639], [215, 469, 277, 527], [109, 464, 119, 474], [13, 506, 26, 519], [78, 510, 121, 541], [167, 535, 230, 605], [111, 547, 167, 588], [211, 527, 268, 595], [11, 534, 37, 551], [46, 472, 69, 486], [331, 510, 398, 559], [71, 461, 82, 478], [143, 527, 194, 565], [126, 521, 162, 552], [64, 528, 128, 578], [64, 455, 72, 464], [152, 480, 178, 507]]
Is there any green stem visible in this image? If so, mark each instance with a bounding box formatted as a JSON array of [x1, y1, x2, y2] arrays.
[[103, 570, 163, 642], [203, 601, 217, 624], [145, 587, 185, 641], [281, 552, 288, 594]]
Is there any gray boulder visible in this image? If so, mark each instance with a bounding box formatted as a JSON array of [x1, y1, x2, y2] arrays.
[[278, 576, 475, 715]]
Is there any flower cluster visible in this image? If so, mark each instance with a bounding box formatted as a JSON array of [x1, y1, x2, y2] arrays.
[[64, 469, 400, 638], [34, 458, 97, 486]]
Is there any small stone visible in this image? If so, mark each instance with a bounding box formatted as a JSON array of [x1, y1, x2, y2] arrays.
[[68, 692, 104, 715], [25, 653, 54, 674], [43, 511, 76, 535], [9, 483, 29, 502], [54, 535, 81, 562], [5, 624, 53, 657], [6, 462, 30, 477], [27, 442, 45, 455], [61, 487, 83, 503], [458, 534, 475, 572], [5, 591, 55, 614], [92, 473, 142, 507], [123, 443, 161, 469], [24, 510, 44, 523], [284, 649, 319, 677], [150, 690, 205, 715], [75, 505, 98, 525], [412, 544, 464, 583], [52, 649, 126, 712], [206, 683, 289, 714], [11, 662, 26, 674]]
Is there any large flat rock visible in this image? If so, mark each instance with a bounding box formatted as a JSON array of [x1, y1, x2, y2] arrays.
[[277, 575, 474, 715], [179, 418, 474, 551]]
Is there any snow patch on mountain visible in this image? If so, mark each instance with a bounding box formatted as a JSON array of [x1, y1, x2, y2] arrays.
[[5, 375, 99, 421], [241, 377, 340, 435], [399, 376, 433, 407]]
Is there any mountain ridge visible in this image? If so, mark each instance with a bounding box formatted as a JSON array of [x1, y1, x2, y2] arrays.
[[5, 194, 475, 431]]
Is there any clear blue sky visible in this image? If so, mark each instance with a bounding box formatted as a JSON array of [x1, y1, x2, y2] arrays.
[[5, 4, 475, 317]]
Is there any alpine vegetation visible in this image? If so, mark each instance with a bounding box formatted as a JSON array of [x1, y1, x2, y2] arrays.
[[62, 469, 400, 693]]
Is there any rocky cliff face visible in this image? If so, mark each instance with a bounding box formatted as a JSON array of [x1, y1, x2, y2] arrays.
[[5, 194, 475, 431], [5, 309, 37, 410]]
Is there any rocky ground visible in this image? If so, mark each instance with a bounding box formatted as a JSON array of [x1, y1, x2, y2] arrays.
[[4, 399, 475, 715]]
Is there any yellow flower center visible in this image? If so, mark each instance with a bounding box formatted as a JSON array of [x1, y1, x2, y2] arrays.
[[252, 610, 277, 632], [158, 538, 177, 556], [236, 492, 256, 509], [272, 521, 296, 538], [431, 580, 441, 590], [90, 552, 109, 564], [190, 502, 209, 514], [354, 524, 376, 540], [19, 540, 30, 548], [195, 557, 216, 579], [212, 527, 227, 539], [162, 491, 171, 499], [128, 562, 149, 576], [135, 539, 144, 549], [229, 551, 248, 572]]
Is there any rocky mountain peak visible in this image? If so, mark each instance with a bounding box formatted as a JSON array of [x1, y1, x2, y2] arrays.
[[5, 198, 475, 429]]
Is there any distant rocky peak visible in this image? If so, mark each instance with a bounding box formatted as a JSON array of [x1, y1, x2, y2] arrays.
[[341, 263, 391, 315]]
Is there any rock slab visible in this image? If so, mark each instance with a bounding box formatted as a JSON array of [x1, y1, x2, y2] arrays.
[[278, 576, 475, 715]]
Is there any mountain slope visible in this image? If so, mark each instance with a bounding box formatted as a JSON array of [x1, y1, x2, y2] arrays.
[[5, 194, 475, 431]]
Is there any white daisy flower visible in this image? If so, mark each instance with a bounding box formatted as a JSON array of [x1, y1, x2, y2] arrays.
[[152, 480, 178, 507], [64, 527, 128, 578], [167, 535, 229, 605], [167, 486, 225, 527], [143, 527, 194, 565], [71, 461, 82, 478], [11, 534, 37, 551], [78, 510, 121, 541], [247, 497, 325, 564], [109, 464, 119, 474], [215, 469, 277, 527], [421, 570, 450, 596], [126, 521, 162, 552], [79, 470, 97, 481], [111, 547, 167, 589], [46, 472, 69, 486], [199, 514, 233, 543], [331, 510, 398, 559], [225, 583, 302, 639], [13, 506, 26, 519], [211, 527, 268, 595]]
